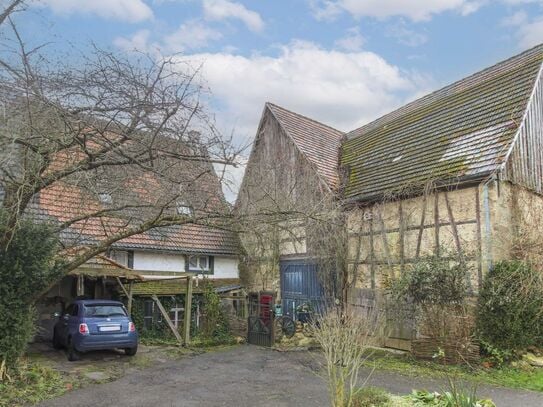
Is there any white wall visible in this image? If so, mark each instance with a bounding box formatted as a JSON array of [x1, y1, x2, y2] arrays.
[[132, 251, 239, 279], [213, 256, 239, 279], [133, 251, 185, 272]]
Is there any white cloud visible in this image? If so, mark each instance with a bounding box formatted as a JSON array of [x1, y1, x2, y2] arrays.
[[517, 17, 543, 48], [40, 0, 153, 23], [164, 20, 223, 51], [114, 30, 153, 52], [386, 20, 428, 47], [179, 41, 430, 201], [203, 0, 264, 32], [310, 0, 483, 21], [179, 41, 426, 141], [335, 27, 365, 51], [114, 20, 222, 54], [501, 8, 543, 49]]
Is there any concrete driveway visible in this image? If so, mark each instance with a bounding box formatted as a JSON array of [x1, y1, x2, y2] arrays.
[[39, 345, 543, 407]]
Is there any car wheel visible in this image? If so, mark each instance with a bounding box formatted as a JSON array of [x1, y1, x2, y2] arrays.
[[52, 332, 62, 350], [67, 338, 80, 362], [124, 346, 137, 356]]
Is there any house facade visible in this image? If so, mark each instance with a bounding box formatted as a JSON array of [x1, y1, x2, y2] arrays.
[[236, 103, 343, 317], [238, 44, 543, 349], [36, 152, 239, 340]]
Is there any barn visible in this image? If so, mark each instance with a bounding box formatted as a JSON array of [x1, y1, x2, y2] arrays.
[[238, 44, 543, 349]]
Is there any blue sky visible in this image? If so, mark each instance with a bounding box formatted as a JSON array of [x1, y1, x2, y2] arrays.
[[13, 0, 543, 197]]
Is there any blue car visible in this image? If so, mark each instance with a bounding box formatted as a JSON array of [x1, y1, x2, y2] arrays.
[[53, 299, 138, 361]]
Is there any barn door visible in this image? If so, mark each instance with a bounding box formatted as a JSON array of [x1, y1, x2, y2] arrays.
[[280, 259, 325, 319]]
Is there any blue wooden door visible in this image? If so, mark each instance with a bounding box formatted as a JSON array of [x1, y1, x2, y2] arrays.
[[280, 260, 325, 319]]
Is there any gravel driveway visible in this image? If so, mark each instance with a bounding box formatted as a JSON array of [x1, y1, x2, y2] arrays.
[[39, 345, 543, 407]]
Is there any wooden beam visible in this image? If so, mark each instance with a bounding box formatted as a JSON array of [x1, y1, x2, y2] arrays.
[[415, 193, 428, 259], [151, 294, 183, 344], [444, 191, 463, 258], [434, 191, 440, 256], [115, 277, 130, 297], [399, 201, 405, 274], [475, 187, 483, 290], [183, 276, 193, 346]]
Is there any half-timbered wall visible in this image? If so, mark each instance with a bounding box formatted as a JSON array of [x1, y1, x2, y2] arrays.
[[347, 186, 484, 292]]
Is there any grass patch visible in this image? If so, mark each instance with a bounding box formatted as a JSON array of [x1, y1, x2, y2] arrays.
[[367, 351, 543, 393], [0, 360, 70, 407]]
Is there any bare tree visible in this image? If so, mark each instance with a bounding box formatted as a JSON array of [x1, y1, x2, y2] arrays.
[[0, 17, 240, 275]]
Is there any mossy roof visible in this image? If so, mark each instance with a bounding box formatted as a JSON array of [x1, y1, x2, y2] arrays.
[[126, 278, 241, 296], [341, 44, 543, 201]]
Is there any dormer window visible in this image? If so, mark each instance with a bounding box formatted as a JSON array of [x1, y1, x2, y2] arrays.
[[98, 192, 112, 204], [176, 200, 193, 216]]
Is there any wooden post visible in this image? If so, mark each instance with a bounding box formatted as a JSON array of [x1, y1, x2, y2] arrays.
[[434, 191, 440, 256], [399, 201, 405, 274], [115, 277, 129, 297], [183, 276, 193, 346], [151, 294, 183, 344], [77, 275, 85, 297], [415, 194, 428, 259], [127, 281, 134, 315]]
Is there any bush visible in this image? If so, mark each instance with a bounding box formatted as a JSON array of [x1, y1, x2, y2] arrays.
[[199, 282, 232, 344], [389, 255, 468, 307], [352, 387, 390, 407], [477, 261, 543, 352], [0, 213, 62, 376]]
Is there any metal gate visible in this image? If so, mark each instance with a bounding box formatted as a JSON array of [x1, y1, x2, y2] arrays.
[[247, 291, 275, 347], [280, 259, 325, 320]]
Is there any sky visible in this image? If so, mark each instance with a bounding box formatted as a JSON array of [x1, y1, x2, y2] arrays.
[[12, 0, 543, 200]]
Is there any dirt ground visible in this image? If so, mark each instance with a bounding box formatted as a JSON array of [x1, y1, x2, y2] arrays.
[[36, 345, 543, 407]]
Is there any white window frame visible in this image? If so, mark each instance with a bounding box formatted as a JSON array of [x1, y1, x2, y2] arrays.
[[188, 255, 210, 272]]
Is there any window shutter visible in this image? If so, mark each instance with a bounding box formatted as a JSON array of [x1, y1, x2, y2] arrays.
[[208, 256, 214, 275], [127, 251, 134, 269], [185, 255, 190, 272]]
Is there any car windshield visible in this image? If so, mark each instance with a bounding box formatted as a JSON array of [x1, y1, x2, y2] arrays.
[[84, 304, 126, 318]]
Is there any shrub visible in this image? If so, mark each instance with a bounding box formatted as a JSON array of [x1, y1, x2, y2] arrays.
[[199, 282, 232, 344], [308, 308, 384, 407], [477, 261, 543, 352], [352, 386, 390, 407], [0, 212, 62, 377]]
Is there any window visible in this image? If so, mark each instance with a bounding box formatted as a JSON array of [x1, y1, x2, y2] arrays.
[[176, 200, 193, 216], [143, 301, 154, 329], [107, 250, 133, 267], [98, 192, 112, 204], [188, 255, 213, 273], [84, 304, 126, 318]]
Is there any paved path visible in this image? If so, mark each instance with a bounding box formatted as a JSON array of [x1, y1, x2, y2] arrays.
[[39, 345, 543, 407]]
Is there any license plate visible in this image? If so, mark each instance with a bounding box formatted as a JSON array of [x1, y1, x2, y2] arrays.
[[99, 325, 121, 332]]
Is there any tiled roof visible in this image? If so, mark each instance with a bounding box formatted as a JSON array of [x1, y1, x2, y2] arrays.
[[342, 44, 543, 201], [266, 103, 344, 190], [70, 255, 144, 280], [30, 137, 239, 255]]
